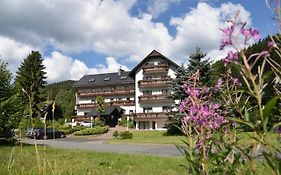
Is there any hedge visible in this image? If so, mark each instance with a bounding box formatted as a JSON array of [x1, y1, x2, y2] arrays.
[[73, 126, 109, 136], [58, 125, 86, 135]]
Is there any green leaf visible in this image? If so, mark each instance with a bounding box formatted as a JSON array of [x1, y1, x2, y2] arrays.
[[229, 117, 255, 129], [262, 96, 278, 132]]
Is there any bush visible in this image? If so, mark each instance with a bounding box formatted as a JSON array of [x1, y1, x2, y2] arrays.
[[164, 113, 184, 136], [73, 126, 109, 136], [93, 118, 105, 127], [112, 131, 119, 138], [58, 125, 86, 135], [119, 116, 134, 128], [119, 131, 133, 139]]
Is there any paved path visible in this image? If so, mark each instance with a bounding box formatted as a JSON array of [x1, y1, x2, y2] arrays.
[[23, 127, 181, 157], [23, 138, 181, 157]]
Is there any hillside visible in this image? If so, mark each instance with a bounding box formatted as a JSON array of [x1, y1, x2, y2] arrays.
[[45, 80, 77, 119]]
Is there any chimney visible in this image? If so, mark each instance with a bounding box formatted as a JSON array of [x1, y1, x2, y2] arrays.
[[118, 66, 123, 76]]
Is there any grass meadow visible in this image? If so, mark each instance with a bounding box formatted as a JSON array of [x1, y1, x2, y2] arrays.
[[0, 145, 186, 175]]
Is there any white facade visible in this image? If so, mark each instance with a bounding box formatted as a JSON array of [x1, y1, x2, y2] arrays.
[[74, 50, 179, 130]]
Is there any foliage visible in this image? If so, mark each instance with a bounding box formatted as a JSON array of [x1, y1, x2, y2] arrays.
[[15, 51, 46, 118], [119, 116, 134, 128], [164, 113, 184, 136], [217, 13, 281, 173], [96, 96, 105, 113], [0, 61, 21, 144], [58, 125, 86, 135], [73, 126, 108, 136], [118, 131, 133, 139], [93, 118, 105, 127], [172, 65, 189, 101], [45, 80, 76, 119], [178, 13, 281, 175], [42, 102, 64, 120], [112, 131, 119, 138], [169, 47, 212, 136], [187, 47, 212, 86]]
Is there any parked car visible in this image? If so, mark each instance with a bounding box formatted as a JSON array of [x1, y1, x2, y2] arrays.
[[26, 128, 66, 139]]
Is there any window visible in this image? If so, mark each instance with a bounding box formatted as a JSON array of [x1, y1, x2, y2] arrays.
[[120, 76, 127, 80], [161, 89, 169, 94], [88, 79, 95, 82], [143, 107, 153, 113], [144, 76, 152, 80], [143, 90, 152, 95], [129, 110, 134, 114], [104, 77, 111, 81], [162, 106, 171, 112]]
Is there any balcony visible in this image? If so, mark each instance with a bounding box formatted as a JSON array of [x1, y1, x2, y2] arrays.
[[142, 64, 169, 74], [138, 94, 172, 104], [133, 112, 167, 119], [109, 100, 135, 106], [78, 89, 135, 97], [77, 100, 135, 109], [76, 103, 97, 108], [138, 78, 172, 88]]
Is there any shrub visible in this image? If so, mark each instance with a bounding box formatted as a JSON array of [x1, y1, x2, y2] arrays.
[[73, 126, 109, 136], [112, 131, 119, 138], [93, 118, 105, 127], [119, 131, 133, 139], [58, 125, 86, 135], [119, 116, 134, 128]]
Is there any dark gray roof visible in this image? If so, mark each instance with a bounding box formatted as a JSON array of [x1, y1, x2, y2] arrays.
[[74, 71, 134, 88], [87, 106, 123, 116], [129, 50, 179, 76]]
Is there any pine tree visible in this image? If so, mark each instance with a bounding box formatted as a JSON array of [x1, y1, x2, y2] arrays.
[[0, 60, 21, 144], [16, 51, 46, 118], [171, 65, 188, 101], [187, 47, 211, 85]]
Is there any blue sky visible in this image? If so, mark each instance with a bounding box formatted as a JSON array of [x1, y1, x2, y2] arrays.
[[0, 0, 278, 83]]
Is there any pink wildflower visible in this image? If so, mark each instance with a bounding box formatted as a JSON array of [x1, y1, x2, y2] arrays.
[[222, 51, 238, 65], [215, 78, 223, 90]]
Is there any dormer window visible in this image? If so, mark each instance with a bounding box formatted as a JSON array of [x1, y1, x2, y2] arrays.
[[120, 76, 126, 80], [104, 77, 111, 81], [89, 79, 95, 82]]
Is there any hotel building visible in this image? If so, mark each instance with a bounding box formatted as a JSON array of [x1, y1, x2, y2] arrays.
[[73, 50, 179, 130]]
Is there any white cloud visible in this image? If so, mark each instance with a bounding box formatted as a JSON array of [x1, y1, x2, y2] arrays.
[[146, 0, 181, 19], [0, 1, 254, 82], [169, 2, 252, 63], [0, 36, 35, 74], [43, 51, 129, 83]]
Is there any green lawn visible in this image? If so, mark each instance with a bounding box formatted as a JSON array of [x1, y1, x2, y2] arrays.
[[108, 131, 185, 144], [0, 145, 186, 175], [108, 130, 280, 147]]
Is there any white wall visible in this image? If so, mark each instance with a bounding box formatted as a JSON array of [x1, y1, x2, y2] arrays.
[[135, 67, 143, 113], [135, 57, 177, 114], [120, 106, 135, 115]]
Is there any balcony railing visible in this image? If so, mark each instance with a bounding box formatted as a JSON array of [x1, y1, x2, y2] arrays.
[[76, 103, 97, 108], [138, 94, 172, 103], [133, 112, 168, 119], [77, 100, 135, 109], [78, 89, 135, 97], [142, 64, 169, 74], [138, 78, 172, 88]]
